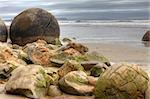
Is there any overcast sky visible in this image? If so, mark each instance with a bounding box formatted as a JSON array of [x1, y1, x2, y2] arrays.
[[0, 0, 149, 20]]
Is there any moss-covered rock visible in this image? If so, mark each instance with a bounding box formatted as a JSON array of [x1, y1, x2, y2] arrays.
[[50, 51, 110, 71], [58, 60, 84, 78], [95, 63, 149, 99], [90, 63, 107, 77], [73, 52, 110, 70], [44, 67, 59, 85], [50, 52, 74, 67], [83, 52, 111, 66], [5, 65, 50, 98], [59, 71, 94, 95]]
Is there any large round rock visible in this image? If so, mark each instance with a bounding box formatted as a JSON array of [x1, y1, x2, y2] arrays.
[[0, 18, 8, 42], [95, 63, 149, 99], [142, 30, 150, 41], [10, 8, 60, 46]]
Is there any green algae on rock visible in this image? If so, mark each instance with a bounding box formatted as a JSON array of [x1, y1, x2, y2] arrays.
[[59, 71, 95, 96], [73, 52, 110, 70], [83, 52, 111, 66], [5, 65, 50, 98], [44, 67, 59, 85], [95, 63, 149, 99], [58, 60, 85, 78], [90, 63, 107, 77]]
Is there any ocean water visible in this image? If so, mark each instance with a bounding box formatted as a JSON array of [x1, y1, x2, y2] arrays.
[[59, 21, 149, 47]]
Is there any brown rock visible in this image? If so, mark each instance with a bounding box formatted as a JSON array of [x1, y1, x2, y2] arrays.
[[58, 60, 84, 78], [10, 8, 60, 46], [0, 18, 7, 42], [65, 43, 88, 54], [142, 30, 150, 41]]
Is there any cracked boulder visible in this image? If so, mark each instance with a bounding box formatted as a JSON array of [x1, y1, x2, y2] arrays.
[[10, 8, 60, 46], [5, 65, 50, 98], [95, 63, 149, 99]]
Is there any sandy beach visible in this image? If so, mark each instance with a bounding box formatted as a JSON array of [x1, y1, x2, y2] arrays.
[[84, 42, 150, 71]]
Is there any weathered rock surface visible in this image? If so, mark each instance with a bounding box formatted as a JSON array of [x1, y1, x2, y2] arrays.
[[0, 43, 26, 79], [5, 65, 50, 98], [0, 18, 7, 42], [95, 63, 149, 99], [142, 30, 150, 41], [58, 60, 84, 78], [23, 40, 56, 66], [10, 8, 60, 46], [47, 85, 62, 96], [44, 67, 59, 85], [146, 72, 150, 99], [59, 71, 94, 95], [90, 63, 107, 77], [65, 42, 88, 54]]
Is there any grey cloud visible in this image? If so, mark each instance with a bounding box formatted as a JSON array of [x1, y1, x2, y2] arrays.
[[0, 0, 149, 20]]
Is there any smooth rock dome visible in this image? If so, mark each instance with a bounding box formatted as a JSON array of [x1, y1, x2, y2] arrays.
[[10, 8, 60, 46], [142, 30, 150, 41], [0, 18, 8, 42]]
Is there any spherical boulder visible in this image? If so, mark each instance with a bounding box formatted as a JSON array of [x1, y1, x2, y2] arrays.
[[10, 8, 60, 46], [0, 18, 8, 42], [142, 30, 150, 41], [95, 63, 149, 99]]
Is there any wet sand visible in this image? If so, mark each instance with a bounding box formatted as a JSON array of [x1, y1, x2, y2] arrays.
[[84, 42, 150, 71]]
